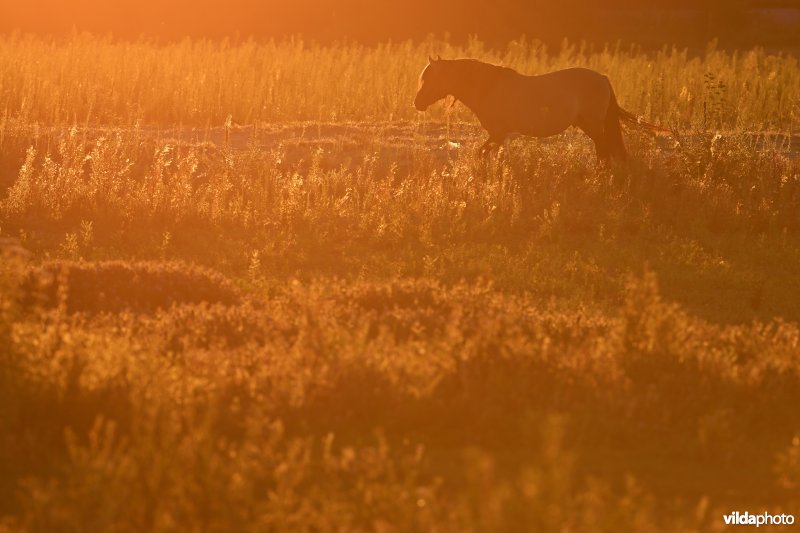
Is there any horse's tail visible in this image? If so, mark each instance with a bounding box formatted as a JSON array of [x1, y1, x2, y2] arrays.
[[614, 102, 671, 134], [605, 81, 628, 160]]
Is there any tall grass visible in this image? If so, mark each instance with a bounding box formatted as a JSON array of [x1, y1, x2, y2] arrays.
[[0, 34, 799, 129], [3, 126, 799, 254]]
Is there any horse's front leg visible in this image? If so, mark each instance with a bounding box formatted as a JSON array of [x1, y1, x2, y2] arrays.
[[478, 139, 495, 156], [477, 134, 504, 158]]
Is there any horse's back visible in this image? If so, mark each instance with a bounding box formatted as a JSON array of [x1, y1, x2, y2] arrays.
[[524, 68, 610, 99], [487, 68, 608, 136], [525, 68, 612, 125]]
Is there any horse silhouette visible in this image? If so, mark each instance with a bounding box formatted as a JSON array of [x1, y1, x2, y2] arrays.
[[414, 56, 663, 162]]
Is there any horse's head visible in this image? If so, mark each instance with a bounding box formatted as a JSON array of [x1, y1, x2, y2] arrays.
[[414, 56, 449, 111]]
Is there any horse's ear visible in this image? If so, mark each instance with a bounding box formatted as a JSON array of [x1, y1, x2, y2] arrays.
[[428, 55, 437, 63], [435, 54, 442, 61]]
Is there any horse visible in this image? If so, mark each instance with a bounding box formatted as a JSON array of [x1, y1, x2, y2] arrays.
[[413, 56, 663, 162]]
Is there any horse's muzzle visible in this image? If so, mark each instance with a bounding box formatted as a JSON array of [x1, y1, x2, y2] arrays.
[[413, 96, 428, 111]]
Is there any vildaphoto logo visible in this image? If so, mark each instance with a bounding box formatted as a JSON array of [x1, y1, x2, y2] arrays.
[[723, 511, 795, 527]]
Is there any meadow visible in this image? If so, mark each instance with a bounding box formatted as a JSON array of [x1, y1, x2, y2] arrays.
[[1, 34, 800, 531]]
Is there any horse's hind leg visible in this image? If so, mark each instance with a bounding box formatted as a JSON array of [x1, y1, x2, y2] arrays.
[[578, 122, 610, 164], [592, 136, 610, 164], [604, 109, 627, 161], [604, 81, 628, 160]]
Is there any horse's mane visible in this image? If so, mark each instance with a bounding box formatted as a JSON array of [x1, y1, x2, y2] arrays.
[[448, 58, 518, 78], [440, 59, 519, 107]]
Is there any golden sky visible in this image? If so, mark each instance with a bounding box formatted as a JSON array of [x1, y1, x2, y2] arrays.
[[0, 1, 765, 45]]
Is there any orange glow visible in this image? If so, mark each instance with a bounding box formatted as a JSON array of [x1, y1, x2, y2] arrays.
[[1, 0, 450, 41], [1, 1, 766, 47]]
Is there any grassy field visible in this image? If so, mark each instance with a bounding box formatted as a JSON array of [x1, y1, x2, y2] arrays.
[[1, 35, 800, 531]]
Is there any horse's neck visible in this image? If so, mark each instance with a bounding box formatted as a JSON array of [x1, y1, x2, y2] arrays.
[[448, 63, 498, 115]]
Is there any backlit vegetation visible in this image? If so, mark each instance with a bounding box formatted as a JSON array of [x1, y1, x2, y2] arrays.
[[1, 35, 800, 531], [0, 34, 799, 128]]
